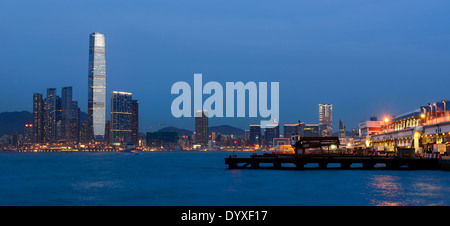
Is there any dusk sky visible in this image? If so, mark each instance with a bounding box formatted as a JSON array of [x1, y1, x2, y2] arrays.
[[1, 0, 449, 133]]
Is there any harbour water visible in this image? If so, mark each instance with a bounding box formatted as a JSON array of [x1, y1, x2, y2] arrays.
[[0, 151, 449, 206]]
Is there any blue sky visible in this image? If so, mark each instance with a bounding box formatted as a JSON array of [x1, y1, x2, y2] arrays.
[[1, 0, 449, 133]]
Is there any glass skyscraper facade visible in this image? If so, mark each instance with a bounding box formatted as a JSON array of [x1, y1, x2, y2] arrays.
[[88, 32, 107, 142], [195, 110, 208, 145], [32, 93, 44, 143], [45, 88, 57, 142], [110, 91, 133, 145], [319, 104, 333, 137]]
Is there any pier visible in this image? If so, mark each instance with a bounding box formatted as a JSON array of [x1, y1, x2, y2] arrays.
[[225, 153, 443, 170]]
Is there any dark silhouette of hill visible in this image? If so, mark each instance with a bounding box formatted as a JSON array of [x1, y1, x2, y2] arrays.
[[0, 111, 32, 136]]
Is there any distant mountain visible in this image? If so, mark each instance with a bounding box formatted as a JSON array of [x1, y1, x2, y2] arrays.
[[156, 125, 246, 137], [157, 126, 193, 136], [0, 111, 32, 136], [209, 125, 245, 136], [0, 111, 88, 136]]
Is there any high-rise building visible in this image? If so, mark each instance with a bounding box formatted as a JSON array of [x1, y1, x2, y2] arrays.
[[264, 124, 279, 146], [71, 100, 80, 143], [132, 100, 139, 146], [61, 86, 73, 141], [105, 120, 110, 145], [24, 124, 33, 145], [300, 123, 320, 137], [284, 124, 299, 139], [110, 91, 132, 145], [80, 121, 89, 144], [32, 93, 45, 144], [88, 32, 107, 142], [45, 88, 57, 142], [195, 110, 208, 145], [319, 104, 332, 137], [249, 125, 261, 146], [339, 118, 346, 139]]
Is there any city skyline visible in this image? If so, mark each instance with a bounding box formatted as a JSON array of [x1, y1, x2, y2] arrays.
[[1, 1, 450, 133]]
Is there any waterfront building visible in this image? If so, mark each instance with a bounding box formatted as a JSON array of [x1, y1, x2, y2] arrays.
[[80, 121, 89, 144], [88, 32, 107, 142], [105, 120, 110, 145], [300, 123, 320, 137], [195, 110, 208, 145], [264, 124, 279, 146], [249, 125, 261, 146], [284, 124, 299, 139], [110, 91, 132, 145], [23, 124, 33, 145], [61, 86, 75, 141], [132, 100, 139, 146], [362, 100, 450, 155], [32, 93, 45, 144], [319, 104, 332, 137], [71, 100, 80, 143], [45, 88, 57, 142], [12, 132, 19, 147]]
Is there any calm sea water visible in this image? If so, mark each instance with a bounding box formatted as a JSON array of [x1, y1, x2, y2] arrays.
[[0, 151, 449, 206]]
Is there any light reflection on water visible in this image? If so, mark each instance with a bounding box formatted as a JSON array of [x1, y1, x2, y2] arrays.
[[0, 151, 449, 205], [367, 175, 406, 206], [366, 173, 447, 206]]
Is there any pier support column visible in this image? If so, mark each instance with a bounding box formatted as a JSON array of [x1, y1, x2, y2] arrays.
[[295, 162, 305, 169], [363, 162, 375, 169], [251, 162, 260, 169], [273, 162, 281, 169], [341, 162, 351, 169], [318, 162, 328, 169]]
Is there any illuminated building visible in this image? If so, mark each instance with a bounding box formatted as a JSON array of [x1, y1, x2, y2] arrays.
[[61, 86, 74, 141], [300, 123, 320, 137], [24, 124, 33, 145], [264, 124, 279, 146], [319, 104, 332, 137], [80, 121, 89, 144], [195, 110, 208, 145], [249, 125, 261, 146], [88, 32, 107, 142], [283, 124, 299, 139], [32, 93, 45, 144], [132, 100, 139, 145], [362, 100, 450, 154], [45, 88, 57, 142], [110, 91, 132, 145]]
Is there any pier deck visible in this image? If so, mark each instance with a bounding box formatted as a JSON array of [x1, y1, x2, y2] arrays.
[[225, 154, 441, 170]]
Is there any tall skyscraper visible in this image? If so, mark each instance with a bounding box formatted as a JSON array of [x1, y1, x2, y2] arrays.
[[131, 100, 139, 146], [61, 86, 73, 141], [319, 104, 333, 137], [45, 88, 57, 142], [24, 124, 33, 145], [249, 125, 261, 146], [195, 110, 208, 145], [32, 93, 45, 144], [88, 32, 107, 142], [339, 118, 346, 139], [110, 91, 132, 145]]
